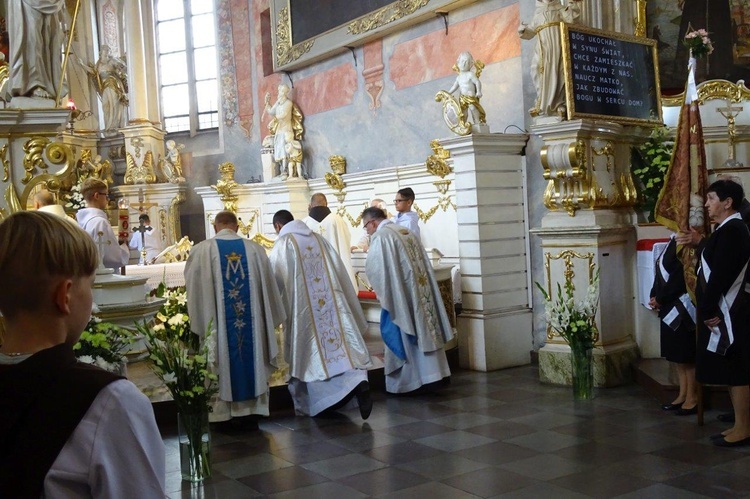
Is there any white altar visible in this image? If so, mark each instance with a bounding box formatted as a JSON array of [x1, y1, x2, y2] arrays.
[[125, 261, 187, 291]]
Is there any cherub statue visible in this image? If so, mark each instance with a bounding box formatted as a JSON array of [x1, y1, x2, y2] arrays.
[[160, 139, 186, 184], [518, 0, 582, 119], [263, 84, 304, 180], [80, 149, 114, 186], [435, 52, 487, 136]]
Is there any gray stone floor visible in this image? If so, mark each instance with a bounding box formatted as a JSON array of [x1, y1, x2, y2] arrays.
[[163, 365, 750, 498]]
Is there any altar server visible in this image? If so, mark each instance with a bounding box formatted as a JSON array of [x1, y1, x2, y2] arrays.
[[362, 207, 452, 393], [0, 211, 165, 497], [303, 192, 357, 290], [392, 187, 421, 239], [270, 210, 373, 419], [185, 210, 285, 427], [76, 178, 129, 271], [129, 213, 163, 262]]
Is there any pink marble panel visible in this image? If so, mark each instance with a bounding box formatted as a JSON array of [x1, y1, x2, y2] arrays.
[[294, 63, 358, 116], [230, 0, 253, 133], [389, 4, 521, 90]]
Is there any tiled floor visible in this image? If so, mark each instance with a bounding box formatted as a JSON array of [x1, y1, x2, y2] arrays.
[[162, 366, 750, 498]]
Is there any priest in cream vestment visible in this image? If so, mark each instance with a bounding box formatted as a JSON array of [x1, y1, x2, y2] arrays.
[[270, 210, 373, 419], [302, 193, 357, 290], [362, 207, 452, 393], [185, 211, 286, 423]]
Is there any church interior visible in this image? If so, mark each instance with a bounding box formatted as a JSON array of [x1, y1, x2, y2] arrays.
[[2, 0, 750, 496]]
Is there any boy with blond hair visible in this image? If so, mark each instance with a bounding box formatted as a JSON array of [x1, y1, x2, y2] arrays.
[[0, 211, 164, 497], [77, 177, 129, 270]]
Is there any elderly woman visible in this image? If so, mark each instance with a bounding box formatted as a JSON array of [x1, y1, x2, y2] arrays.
[[696, 179, 750, 447]]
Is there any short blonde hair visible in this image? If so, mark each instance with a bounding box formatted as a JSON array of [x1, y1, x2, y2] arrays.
[[81, 177, 108, 201], [0, 211, 97, 318]]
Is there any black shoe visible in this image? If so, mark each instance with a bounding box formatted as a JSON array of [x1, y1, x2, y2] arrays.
[[717, 412, 736, 423], [661, 402, 683, 411], [355, 381, 372, 420], [714, 436, 750, 448], [675, 405, 697, 416], [709, 433, 728, 440]]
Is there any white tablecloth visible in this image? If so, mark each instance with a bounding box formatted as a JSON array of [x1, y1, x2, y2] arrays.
[[124, 261, 186, 291]]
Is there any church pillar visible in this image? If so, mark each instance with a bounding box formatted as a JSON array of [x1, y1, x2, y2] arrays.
[[579, 0, 637, 35], [121, 0, 164, 179], [441, 134, 533, 371], [530, 119, 648, 386]]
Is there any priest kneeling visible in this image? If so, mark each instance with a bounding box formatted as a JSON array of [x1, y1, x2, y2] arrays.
[[361, 207, 452, 394], [185, 210, 286, 429], [270, 210, 373, 419]]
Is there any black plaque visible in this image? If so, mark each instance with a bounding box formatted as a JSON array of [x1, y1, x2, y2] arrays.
[[562, 24, 662, 125], [290, 0, 394, 45]]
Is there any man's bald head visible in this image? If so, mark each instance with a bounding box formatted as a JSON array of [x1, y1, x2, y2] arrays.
[[309, 193, 328, 208], [213, 210, 238, 233], [33, 189, 56, 208]]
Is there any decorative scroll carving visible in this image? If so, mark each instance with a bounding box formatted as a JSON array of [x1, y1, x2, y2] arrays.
[[252, 232, 275, 249], [275, 7, 314, 67], [18, 139, 76, 207], [634, 0, 647, 37], [347, 0, 430, 35], [238, 210, 260, 238], [544, 249, 598, 342], [542, 137, 637, 216], [413, 140, 457, 223], [662, 79, 750, 107], [124, 151, 157, 184]]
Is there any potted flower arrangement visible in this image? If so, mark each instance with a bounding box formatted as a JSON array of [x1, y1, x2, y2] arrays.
[[137, 285, 217, 483], [73, 310, 133, 375], [537, 270, 600, 400]]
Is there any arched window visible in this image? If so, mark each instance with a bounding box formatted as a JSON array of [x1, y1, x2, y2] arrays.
[[156, 0, 218, 134]]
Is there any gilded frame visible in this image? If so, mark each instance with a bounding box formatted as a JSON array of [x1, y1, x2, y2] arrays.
[[560, 23, 663, 126], [270, 0, 478, 71]]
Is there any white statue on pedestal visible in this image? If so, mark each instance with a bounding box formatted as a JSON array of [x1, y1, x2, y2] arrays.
[[80, 45, 129, 134], [264, 84, 304, 179], [6, 0, 67, 105], [435, 52, 488, 136], [519, 0, 582, 120], [160, 139, 186, 184]]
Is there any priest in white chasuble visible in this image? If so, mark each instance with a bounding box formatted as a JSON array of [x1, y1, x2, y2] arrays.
[[185, 211, 285, 425], [302, 193, 357, 290], [362, 207, 452, 394], [270, 210, 373, 419]]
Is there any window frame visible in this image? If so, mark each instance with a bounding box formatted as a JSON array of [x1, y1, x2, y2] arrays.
[[155, 0, 219, 136]]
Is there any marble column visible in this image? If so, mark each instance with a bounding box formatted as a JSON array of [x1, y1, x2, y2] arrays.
[[120, 0, 164, 177], [441, 133, 533, 371], [530, 119, 648, 386]]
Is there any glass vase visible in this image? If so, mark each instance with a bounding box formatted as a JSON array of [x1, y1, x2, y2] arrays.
[[178, 410, 211, 482], [571, 346, 594, 400]]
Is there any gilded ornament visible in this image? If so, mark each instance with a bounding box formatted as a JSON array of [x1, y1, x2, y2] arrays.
[[22, 138, 53, 184], [275, 7, 314, 66], [425, 140, 452, 178], [168, 192, 186, 244], [347, 0, 430, 35], [1, 145, 8, 183], [662, 79, 750, 107], [324, 172, 345, 193], [634, 0, 647, 37], [237, 211, 260, 238], [124, 150, 157, 184], [211, 162, 239, 212], [252, 232, 275, 249], [4, 184, 22, 214], [328, 155, 346, 175]]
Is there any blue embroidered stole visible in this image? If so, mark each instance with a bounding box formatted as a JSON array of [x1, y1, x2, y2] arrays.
[[216, 238, 256, 400], [380, 309, 417, 361]]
